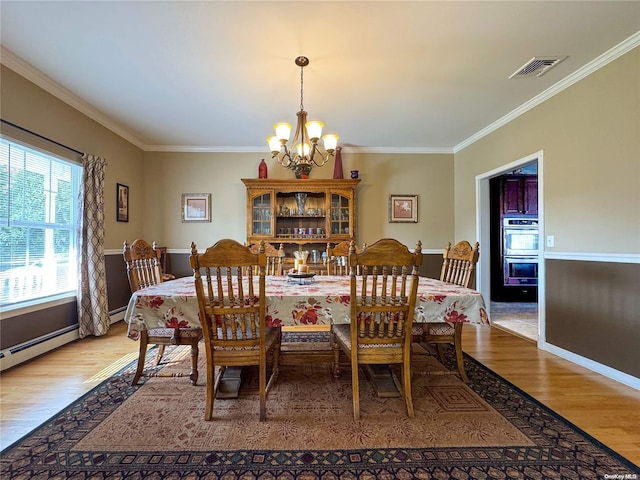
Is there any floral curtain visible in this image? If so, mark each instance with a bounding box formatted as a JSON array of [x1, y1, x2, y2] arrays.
[[77, 154, 110, 338]]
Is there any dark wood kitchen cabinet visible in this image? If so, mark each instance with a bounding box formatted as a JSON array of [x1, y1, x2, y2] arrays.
[[502, 175, 537, 216]]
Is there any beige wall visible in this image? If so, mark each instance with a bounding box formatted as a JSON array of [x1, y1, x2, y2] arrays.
[[143, 151, 454, 251], [1, 65, 146, 249], [454, 47, 640, 254]]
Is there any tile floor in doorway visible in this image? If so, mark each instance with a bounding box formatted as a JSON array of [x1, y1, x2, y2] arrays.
[[490, 301, 538, 342]]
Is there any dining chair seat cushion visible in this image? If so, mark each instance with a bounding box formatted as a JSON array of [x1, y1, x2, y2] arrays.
[[427, 322, 456, 335], [411, 322, 455, 336], [212, 327, 280, 351], [148, 327, 203, 338], [333, 324, 403, 349]]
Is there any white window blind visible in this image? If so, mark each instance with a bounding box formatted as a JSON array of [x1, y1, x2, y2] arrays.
[[0, 137, 82, 308]]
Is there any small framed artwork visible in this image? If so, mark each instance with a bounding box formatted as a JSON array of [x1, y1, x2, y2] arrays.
[[389, 194, 418, 223], [116, 183, 129, 222], [182, 193, 211, 223]]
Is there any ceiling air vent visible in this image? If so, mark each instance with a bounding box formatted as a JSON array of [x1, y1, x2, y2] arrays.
[[509, 56, 567, 78]]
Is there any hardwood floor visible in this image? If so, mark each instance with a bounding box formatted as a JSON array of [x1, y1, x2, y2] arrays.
[[1, 321, 639, 466], [490, 301, 538, 342]]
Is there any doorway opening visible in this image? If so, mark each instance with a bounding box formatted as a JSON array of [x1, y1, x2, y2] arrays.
[[476, 151, 544, 346]]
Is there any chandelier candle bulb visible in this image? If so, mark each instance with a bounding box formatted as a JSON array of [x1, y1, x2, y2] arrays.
[[274, 123, 292, 141], [322, 134, 339, 152], [296, 143, 311, 157], [305, 121, 324, 140], [267, 136, 281, 153]]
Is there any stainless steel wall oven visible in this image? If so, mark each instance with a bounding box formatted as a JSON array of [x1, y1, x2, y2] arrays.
[[504, 256, 538, 285], [502, 218, 538, 286]]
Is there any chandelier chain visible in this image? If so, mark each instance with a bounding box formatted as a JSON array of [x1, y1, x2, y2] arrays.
[[299, 64, 304, 112]]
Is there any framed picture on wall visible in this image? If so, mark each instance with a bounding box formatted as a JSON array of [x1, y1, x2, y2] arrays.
[[182, 193, 211, 223], [389, 194, 418, 223], [116, 183, 129, 222]]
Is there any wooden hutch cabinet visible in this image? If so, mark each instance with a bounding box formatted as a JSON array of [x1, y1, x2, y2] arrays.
[[242, 178, 360, 268]]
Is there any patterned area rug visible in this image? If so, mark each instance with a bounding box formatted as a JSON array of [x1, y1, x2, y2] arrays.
[[1, 334, 638, 479]]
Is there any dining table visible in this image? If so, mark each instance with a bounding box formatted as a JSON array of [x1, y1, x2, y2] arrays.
[[124, 274, 491, 340], [124, 274, 490, 397]]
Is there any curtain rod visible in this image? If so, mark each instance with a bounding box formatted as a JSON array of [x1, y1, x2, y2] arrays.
[[1, 119, 85, 156]]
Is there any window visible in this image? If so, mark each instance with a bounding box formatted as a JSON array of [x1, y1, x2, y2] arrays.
[[0, 138, 82, 308]]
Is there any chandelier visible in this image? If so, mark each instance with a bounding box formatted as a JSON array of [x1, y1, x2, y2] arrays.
[[266, 56, 339, 179]]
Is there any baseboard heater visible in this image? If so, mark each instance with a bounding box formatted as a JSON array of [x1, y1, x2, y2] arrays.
[[0, 309, 125, 371], [0, 325, 79, 371]]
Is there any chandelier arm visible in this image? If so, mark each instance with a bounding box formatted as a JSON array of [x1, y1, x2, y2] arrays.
[[290, 111, 306, 151], [274, 144, 294, 167], [307, 143, 328, 167]]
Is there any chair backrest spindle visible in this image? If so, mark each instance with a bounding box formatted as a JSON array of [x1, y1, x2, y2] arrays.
[[123, 239, 164, 292], [440, 241, 480, 288]]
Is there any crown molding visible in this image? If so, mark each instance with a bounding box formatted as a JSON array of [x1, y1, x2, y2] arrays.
[[144, 145, 267, 153], [144, 145, 454, 154], [1, 46, 146, 150], [454, 31, 640, 153]]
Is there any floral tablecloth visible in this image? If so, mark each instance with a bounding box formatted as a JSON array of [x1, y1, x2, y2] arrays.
[[125, 275, 490, 340]]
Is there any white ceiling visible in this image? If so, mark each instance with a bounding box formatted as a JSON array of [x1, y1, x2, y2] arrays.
[[1, 1, 639, 153]]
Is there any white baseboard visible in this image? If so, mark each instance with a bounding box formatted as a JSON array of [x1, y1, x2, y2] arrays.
[[541, 340, 640, 391], [0, 311, 125, 372]]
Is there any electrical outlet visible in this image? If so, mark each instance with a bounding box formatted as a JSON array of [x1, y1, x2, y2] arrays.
[[546, 235, 554, 247]]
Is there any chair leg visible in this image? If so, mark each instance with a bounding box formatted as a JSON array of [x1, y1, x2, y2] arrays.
[[154, 344, 166, 366], [436, 343, 446, 364], [206, 364, 223, 421], [131, 331, 149, 386], [274, 329, 281, 379], [351, 355, 360, 421], [259, 354, 267, 422], [332, 331, 342, 377], [454, 323, 468, 383], [189, 341, 199, 386], [403, 358, 414, 418], [267, 333, 281, 391]]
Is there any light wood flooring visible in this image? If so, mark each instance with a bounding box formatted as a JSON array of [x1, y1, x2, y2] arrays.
[[490, 301, 538, 342], [1, 321, 639, 466]]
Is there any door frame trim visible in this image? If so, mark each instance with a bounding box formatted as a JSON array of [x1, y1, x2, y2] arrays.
[[475, 150, 545, 347]]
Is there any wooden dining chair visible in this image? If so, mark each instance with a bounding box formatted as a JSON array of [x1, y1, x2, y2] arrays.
[[324, 240, 366, 372], [333, 238, 422, 420], [326, 240, 365, 275], [154, 245, 176, 282], [190, 239, 281, 421], [123, 239, 202, 386], [248, 241, 285, 275], [414, 240, 480, 383]]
